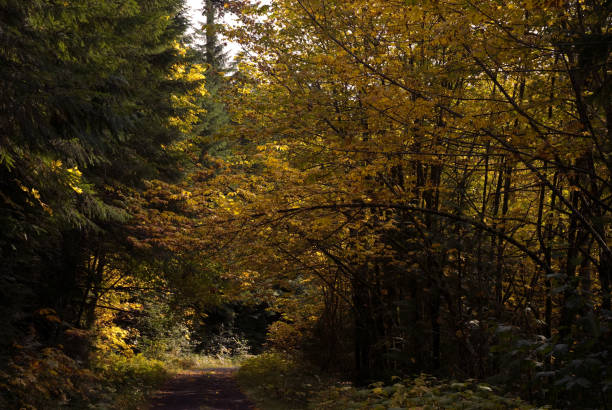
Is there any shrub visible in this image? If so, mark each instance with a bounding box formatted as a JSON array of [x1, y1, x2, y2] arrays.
[[237, 352, 328, 408], [313, 375, 548, 410], [199, 325, 251, 358], [266, 321, 304, 352], [90, 351, 168, 408], [238, 354, 545, 410], [0, 347, 99, 409]]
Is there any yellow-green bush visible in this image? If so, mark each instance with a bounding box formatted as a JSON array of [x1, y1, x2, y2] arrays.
[[90, 352, 168, 408], [237, 353, 329, 408], [95, 353, 166, 387]]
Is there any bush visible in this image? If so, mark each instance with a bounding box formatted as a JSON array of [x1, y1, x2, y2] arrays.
[[237, 354, 544, 410], [96, 353, 166, 387], [91, 352, 168, 408], [0, 347, 99, 409], [199, 325, 251, 358], [491, 315, 612, 408], [266, 321, 304, 352], [313, 375, 547, 410], [237, 352, 328, 408]]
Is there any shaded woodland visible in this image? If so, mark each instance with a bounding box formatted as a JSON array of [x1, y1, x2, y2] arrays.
[[1, 0, 611, 409]]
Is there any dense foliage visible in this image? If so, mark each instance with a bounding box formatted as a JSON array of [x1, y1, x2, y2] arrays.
[[238, 353, 539, 409], [201, 0, 611, 408], [0, 0, 213, 407], [0, 0, 199, 336], [1, 0, 610, 409]]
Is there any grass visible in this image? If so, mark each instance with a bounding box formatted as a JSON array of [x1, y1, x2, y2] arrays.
[[171, 353, 253, 370]]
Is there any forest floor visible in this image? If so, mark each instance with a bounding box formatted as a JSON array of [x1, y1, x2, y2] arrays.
[[147, 367, 255, 410]]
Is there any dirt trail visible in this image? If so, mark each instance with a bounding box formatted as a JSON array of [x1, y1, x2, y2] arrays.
[[148, 368, 255, 410]]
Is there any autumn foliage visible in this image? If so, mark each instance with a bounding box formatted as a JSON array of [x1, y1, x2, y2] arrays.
[[203, 0, 610, 407], [1, 0, 611, 409]]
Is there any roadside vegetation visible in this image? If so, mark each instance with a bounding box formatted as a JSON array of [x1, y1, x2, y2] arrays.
[[237, 353, 544, 410]]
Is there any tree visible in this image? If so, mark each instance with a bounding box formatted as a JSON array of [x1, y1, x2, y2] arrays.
[[0, 0, 206, 357], [197, 0, 611, 406], [189, 0, 233, 162]]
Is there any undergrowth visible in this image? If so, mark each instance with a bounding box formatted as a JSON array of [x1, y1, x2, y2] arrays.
[[238, 353, 550, 410], [0, 347, 98, 409], [91, 352, 168, 409], [313, 376, 550, 410], [0, 348, 253, 409], [173, 352, 251, 370], [237, 352, 333, 409], [0, 348, 168, 409]]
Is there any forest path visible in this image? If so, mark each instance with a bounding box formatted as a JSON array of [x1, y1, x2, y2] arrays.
[[148, 368, 255, 410]]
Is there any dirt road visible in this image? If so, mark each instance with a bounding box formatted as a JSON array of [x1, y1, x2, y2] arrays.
[[148, 368, 255, 410]]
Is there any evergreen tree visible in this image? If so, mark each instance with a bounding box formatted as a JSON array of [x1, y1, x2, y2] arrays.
[[191, 0, 232, 161], [0, 0, 205, 357]]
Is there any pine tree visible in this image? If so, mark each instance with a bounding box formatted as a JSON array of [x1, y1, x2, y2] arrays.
[[191, 0, 232, 161], [0, 0, 205, 354]]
